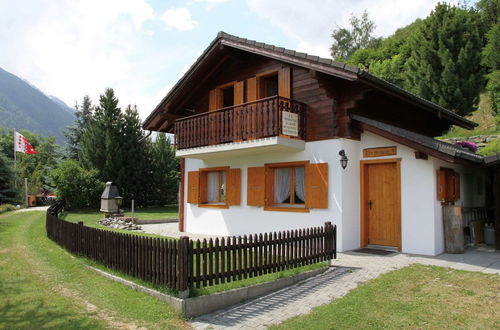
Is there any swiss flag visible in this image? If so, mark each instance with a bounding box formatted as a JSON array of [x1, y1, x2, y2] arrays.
[[14, 131, 37, 155]]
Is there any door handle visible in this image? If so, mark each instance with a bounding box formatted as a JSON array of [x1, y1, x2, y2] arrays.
[[369, 200, 373, 210]]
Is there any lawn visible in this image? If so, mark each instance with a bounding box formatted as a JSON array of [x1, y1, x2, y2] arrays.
[[60, 205, 179, 238], [57, 208, 329, 297], [0, 210, 187, 329], [272, 263, 500, 329]]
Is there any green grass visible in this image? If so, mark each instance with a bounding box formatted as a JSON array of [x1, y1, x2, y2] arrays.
[[60, 206, 179, 238], [272, 264, 500, 330], [478, 138, 500, 156], [0, 210, 187, 329], [440, 93, 500, 139], [190, 262, 327, 297]]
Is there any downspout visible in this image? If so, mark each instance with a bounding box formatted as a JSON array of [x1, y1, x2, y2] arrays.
[[139, 130, 152, 142]]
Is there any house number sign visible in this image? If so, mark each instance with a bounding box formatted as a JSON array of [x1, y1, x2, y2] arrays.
[[363, 146, 397, 158], [282, 111, 298, 137]]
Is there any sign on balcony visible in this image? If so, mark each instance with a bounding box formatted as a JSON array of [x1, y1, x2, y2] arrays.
[[282, 111, 298, 137]]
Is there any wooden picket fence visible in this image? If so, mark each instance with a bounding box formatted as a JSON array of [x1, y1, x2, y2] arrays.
[[46, 200, 336, 293]]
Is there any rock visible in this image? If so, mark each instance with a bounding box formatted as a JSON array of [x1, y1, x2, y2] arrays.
[[98, 217, 141, 230]]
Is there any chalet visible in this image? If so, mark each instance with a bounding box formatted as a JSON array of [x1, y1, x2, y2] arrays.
[[143, 32, 499, 256]]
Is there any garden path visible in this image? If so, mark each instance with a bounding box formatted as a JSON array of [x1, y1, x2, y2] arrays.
[[190, 246, 500, 330]]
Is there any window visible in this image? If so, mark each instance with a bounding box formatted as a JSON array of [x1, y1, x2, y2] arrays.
[[259, 73, 278, 98], [209, 81, 244, 111], [206, 170, 226, 204], [437, 168, 460, 203], [187, 167, 241, 208], [247, 161, 328, 212], [273, 166, 305, 207], [222, 86, 234, 107]]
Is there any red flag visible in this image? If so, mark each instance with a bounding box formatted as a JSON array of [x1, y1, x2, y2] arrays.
[[14, 131, 37, 155]]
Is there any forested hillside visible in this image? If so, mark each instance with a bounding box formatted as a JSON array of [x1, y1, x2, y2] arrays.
[[0, 67, 75, 144], [331, 0, 500, 155]]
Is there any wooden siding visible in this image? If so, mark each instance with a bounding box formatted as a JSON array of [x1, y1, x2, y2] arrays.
[[292, 69, 338, 141], [180, 55, 339, 143]]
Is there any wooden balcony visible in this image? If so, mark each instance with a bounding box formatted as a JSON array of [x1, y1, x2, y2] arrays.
[[175, 96, 306, 150]]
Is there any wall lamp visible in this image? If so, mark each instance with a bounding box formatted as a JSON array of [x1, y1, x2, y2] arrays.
[[339, 149, 349, 170]]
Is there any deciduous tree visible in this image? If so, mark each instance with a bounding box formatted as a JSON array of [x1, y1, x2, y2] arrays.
[[330, 11, 380, 61]]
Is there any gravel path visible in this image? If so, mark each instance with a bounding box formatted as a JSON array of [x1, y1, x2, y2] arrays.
[[15, 206, 50, 212], [190, 247, 500, 329]]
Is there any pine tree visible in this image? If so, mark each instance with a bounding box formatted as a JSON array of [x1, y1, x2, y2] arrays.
[[80, 88, 122, 182], [150, 133, 179, 205], [116, 105, 151, 206], [404, 3, 484, 116], [0, 154, 17, 204], [64, 95, 93, 159]]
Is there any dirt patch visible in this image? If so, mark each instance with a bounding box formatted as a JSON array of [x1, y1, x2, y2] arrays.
[[54, 285, 147, 330], [17, 241, 148, 329]]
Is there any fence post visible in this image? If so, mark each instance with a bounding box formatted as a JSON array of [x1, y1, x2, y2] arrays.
[[324, 221, 336, 264], [177, 236, 190, 298], [333, 225, 337, 259]]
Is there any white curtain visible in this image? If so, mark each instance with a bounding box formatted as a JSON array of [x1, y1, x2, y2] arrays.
[[207, 171, 219, 202], [294, 167, 305, 203], [274, 167, 290, 203], [220, 171, 226, 202]]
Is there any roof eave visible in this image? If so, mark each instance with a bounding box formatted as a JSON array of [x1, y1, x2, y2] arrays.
[[357, 72, 477, 130], [142, 35, 225, 130]]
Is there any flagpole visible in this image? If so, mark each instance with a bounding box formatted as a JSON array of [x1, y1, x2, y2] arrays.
[[13, 129, 17, 187]]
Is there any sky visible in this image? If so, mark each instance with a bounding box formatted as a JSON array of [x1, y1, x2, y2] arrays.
[[0, 0, 455, 121]]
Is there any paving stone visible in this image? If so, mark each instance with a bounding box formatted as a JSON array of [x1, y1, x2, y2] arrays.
[[189, 247, 498, 329]]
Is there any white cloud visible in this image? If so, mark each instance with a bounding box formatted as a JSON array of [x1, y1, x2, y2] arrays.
[[246, 0, 445, 58], [162, 8, 198, 31], [191, 0, 231, 9], [0, 0, 158, 119], [122, 84, 174, 120]]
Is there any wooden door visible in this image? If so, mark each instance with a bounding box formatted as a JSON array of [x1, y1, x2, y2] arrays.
[[361, 160, 401, 248]]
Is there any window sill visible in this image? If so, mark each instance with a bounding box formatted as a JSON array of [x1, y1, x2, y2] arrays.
[[198, 204, 229, 209], [264, 206, 309, 213]]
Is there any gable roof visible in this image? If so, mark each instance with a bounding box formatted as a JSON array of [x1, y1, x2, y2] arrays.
[[143, 31, 477, 131], [352, 114, 484, 164]]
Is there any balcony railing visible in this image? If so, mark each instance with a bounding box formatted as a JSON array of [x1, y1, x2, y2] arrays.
[[175, 96, 306, 150]]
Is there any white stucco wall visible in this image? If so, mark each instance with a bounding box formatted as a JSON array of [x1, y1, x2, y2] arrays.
[[358, 132, 437, 255], [182, 132, 487, 256], [184, 139, 348, 249]]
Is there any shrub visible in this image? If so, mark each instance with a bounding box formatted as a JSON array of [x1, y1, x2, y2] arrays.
[[51, 159, 104, 209], [0, 204, 16, 214]]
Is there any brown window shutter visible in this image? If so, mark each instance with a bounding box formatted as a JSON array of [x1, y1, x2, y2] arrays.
[[278, 67, 291, 98], [454, 172, 460, 201], [199, 171, 208, 204], [227, 168, 241, 205], [247, 167, 265, 206], [209, 88, 223, 111], [247, 77, 257, 102], [187, 171, 200, 204], [437, 169, 447, 201], [234, 81, 244, 105], [306, 163, 328, 209]]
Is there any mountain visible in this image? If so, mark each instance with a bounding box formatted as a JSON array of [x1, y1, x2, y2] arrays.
[[0, 67, 75, 144]]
